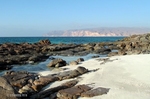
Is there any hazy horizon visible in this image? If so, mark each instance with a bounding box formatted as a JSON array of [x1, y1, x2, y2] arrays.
[[0, 0, 150, 37]]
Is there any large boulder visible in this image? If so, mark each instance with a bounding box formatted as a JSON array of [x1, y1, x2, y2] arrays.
[[76, 66, 88, 74], [47, 58, 67, 67]]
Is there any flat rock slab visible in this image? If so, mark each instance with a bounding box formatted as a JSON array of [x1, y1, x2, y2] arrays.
[[57, 85, 92, 99], [81, 87, 110, 97], [57, 85, 110, 99]]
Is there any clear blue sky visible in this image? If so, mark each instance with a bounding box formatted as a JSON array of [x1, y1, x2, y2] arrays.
[[0, 0, 150, 36]]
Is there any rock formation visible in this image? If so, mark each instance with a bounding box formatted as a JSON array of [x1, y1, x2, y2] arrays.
[[44, 27, 150, 37]]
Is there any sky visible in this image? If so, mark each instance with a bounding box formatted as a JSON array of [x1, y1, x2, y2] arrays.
[[0, 0, 150, 37]]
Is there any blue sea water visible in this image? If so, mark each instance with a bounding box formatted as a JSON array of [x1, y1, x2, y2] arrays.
[[0, 37, 124, 44]]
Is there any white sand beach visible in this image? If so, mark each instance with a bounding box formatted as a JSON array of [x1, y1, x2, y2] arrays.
[[39, 54, 150, 99]]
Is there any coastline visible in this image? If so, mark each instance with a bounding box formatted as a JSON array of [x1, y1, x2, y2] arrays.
[[1, 33, 150, 98], [40, 54, 150, 99]]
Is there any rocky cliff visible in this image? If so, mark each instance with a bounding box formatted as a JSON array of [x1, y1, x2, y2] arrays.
[[44, 27, 150, 37]]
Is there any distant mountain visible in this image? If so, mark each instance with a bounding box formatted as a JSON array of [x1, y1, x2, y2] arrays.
[[43, 27, 150, 37]]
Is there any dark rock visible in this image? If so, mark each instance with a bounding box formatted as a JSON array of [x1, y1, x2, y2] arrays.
[[57, 85, 92, 99], [2, 71, 38, 93], [28, 54, 49, 63], [38, 39, 51, 45], [91, 55, 100, 58], [81, 87, 110, 97], [68, 70, 80, 78], [49, 92, 57, 99], [115, 33, 150, 55], [57, 85, 110, 99], [94, 48, 111, 54], [0, 67, 90, 98], [37, 80, 78, 99], [55, 66, 88, 80], [31, 85, 43, 92], [34, 76, 59, 86], [76, 58, 84, 62], [84, 44, 94, 51], [76, 66, 88, 74], [108, 52, 118, 57], [0, 65, 12, 70], [47, 58, 67, 67], [0, 77, 18, 99], [74, 51, 89, 56]]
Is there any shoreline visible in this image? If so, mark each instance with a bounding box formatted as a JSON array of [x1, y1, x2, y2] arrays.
[[0, 53, 102, 76], [39, 54, 150, 99], [1, 33, 150, 98]]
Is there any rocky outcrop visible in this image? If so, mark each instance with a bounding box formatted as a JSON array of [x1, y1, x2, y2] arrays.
[[115, 33, 150, 56], [0, 40, 50, 70]]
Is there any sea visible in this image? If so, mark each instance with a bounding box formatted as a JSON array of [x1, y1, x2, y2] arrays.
[[0, 37, 124, 44], [0, 37, 124, 75]]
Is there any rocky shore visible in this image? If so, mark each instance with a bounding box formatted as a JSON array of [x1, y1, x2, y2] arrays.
[[1, 33, 150, 70], [0, 66, 109, 99], [0, 33, 150, 99], [0, 39, 113, 70]]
